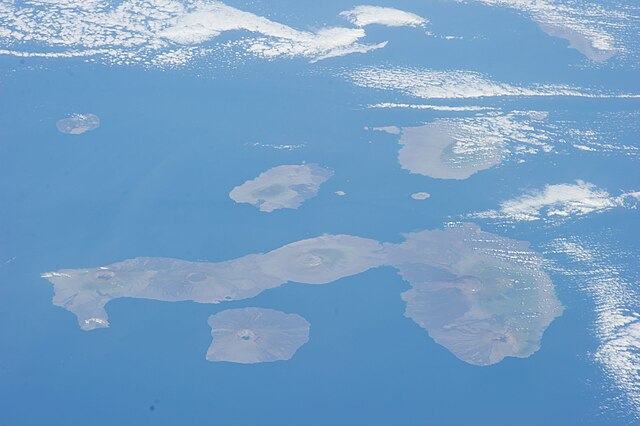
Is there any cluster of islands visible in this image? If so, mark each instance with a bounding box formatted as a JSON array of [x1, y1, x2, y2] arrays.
[[46, 114, 564, 366], [42, 223, 563, 366]]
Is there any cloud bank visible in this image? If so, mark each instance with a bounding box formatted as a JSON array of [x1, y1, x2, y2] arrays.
[[340, 6, 428, 28], [345, 66, 638, 99], [0, 1, 428, 66], [472, 180, 639, 222]]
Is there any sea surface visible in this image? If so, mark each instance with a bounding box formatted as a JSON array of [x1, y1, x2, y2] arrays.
[[1, 1, 639, 423]]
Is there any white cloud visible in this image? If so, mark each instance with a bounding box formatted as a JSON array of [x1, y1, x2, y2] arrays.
[[158, 3, 383, 61], [370, 110, 637, 181], [345, 66, 638, 99], [0, 1, 412, 65], [395, 110, 554, 180], [546, 238, 640, 419], [368, 103, 493, 111], [472, 180, 639, 222], [339, 6, 428, 28], [457, 0, 637, 61]]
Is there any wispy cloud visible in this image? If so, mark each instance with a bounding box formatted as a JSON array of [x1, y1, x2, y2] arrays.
[[345, 66, 639, 99], [471, 180, 639, 222]]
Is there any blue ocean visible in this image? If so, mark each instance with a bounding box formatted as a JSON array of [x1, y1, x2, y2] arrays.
[[1, 1, 639, 424]]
